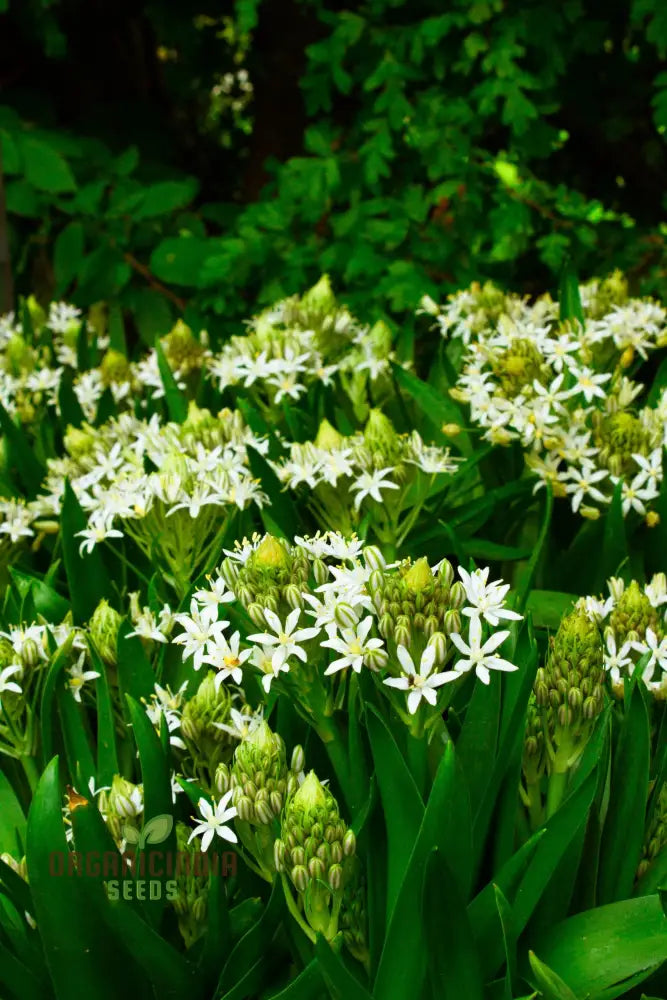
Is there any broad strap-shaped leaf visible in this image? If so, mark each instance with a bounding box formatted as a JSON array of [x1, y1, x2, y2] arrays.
[[60, 479, 111, 622], [246, 444, 301, 539], [535, 895, 667, 1000], [366, 706, 424, 918], [528, 952, 578, 1000], [597, 680, 651, 904], [372, 743, 473, 1000], [88, 638, 120, 784], [155, 338, 188, 423], [422, 849, 484, 1000], [0, 398, 45, 496], [25, 758, 131, 1000]]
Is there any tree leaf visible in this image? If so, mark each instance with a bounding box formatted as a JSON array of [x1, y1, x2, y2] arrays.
[[20, 136, 76, 193]]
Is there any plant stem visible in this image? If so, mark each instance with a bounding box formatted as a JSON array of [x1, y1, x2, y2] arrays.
[[545, 769, 568, 820], [281, 875, 316, 944], [21, 754, 40, 794]]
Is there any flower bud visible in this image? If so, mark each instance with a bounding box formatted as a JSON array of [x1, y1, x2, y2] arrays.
[[403, 558, 434, 594], [247, 603, 267, 627], [427, 632, 448, 665], [291, 745, 305, 774], [284, 584, 304, 611], [219, 559, 239, 590], [274, 839, 286, 871], [328, 863, 343, 891], [443, 609, 461, 635], [89, 599, 122, 667], [394, 623, 411, 647], [449, 582, 466, 609], [363, 546, 386, 572], [308, 857, 326, 880], [334, 603, 358, 630], [313, 559, 329, 586], [215, 763, 230, 796], [254, 535, 289, 570], [342, 829, 356, 857], [291, 865, 309, 892]]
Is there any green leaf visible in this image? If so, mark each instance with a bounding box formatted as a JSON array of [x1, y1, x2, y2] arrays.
[[39, 632, 76, 767], [457, 670, 501, 815], [0, 771, 26, 855], [217, 879, 284, 995], [53, 222, 84, 293], [373, 743, 473, 1000], [494, 885, 517, 999], [134, 179, 199, 219], [422, 849, 484, 1000], [599, 480, 628, 584], [20, 136, 76, 193], [468, 829, 545, 981], [314, 935, 373, 1000], [513, 772, 598, 934], [60, 479, 111, 622], [597, 680, 650, 904], [25, 758, 126, 1000], [141, 814, 173, 846], [393, 361, 472, 456], [558, 262, 584, 326], [155, 338, 188, 423], [515, 486, 553, 612], [536, 895, 667, 1000], [150, 236, 210, 287], [116, 621, 157, 715], [88, 640, 120, 785], [366, 706, 424, 918], [264, 958, 324, 1000], [528, 952, 578, 1000], [56, 685, 96, 788], [0, 399, 45, 496], [525, 591, 576, 631], [246, 445, 301, 539]]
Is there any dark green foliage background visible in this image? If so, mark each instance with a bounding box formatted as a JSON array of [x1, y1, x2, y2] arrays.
[[0, 0, 666, 339]]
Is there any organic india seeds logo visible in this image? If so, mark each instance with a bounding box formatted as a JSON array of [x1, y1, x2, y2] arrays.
[[49, 813, 237, 902]]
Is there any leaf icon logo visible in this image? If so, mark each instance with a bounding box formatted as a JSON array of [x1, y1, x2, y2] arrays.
[[138, 814, 174, 849]]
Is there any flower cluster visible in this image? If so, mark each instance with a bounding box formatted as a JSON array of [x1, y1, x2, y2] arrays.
[[273, 410, 458, 541], [423, 274, 667, 520], [169, 532, 520, 722], [576, 574, 667, 696]]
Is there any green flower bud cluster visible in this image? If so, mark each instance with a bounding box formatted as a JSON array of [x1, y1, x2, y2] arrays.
[[637, 784, 666, 880], [275, 772, 356, 940], [180, 673, 234, 776], [368, 556, 461, 647], [339, 862, 368, 967], [179, 403, 246, 453], [584, 269, 629, 319], [64, 423, 99, 461], [492, 338, 549, 398], [89, 599, 122, 668], [226, 722, 299, 827], [100, 349, 132, 387], [223, 535, 311, 621], [592, 411, 650, 478], [100, 775, 144, 843], [523, 694, 546, 772], [358, 409, 403, 470], [4, 334, 37, 377], [608, 581, 660, 645], [171, 822, 209, 948], [162, 320, 206, 375], [535, 609, 605, 728]]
